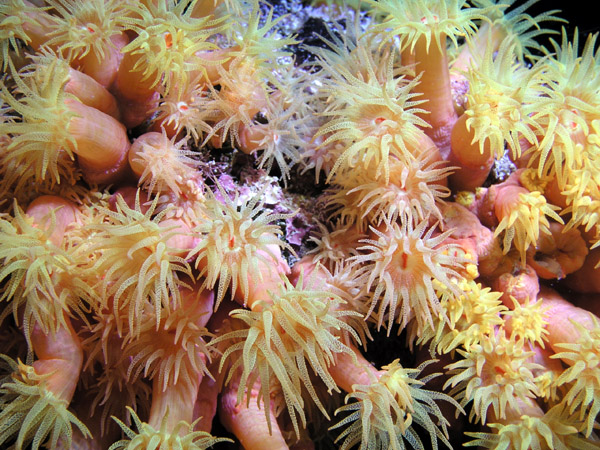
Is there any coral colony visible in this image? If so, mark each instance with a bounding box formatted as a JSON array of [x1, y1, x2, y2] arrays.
[[3, 0, 600, 449]]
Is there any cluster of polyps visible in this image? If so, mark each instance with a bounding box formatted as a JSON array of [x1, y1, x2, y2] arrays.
[[1, 0, 600, 449]]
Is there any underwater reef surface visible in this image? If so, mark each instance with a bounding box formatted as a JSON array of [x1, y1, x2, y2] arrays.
[[2, 0, 600, 449]]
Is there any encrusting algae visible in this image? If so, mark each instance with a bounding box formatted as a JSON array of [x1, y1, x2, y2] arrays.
[[2, 0, 600, 449]]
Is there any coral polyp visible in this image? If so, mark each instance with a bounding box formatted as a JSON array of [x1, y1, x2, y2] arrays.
[[326, 151, 453, 230], [0, 356, 91, 450], [187, 186, 293, 308], [551, 317, 600, 436], [315, 56, 428, 184], [215, 274, 366, 438], [0, 59, 79, 188], [351, 220, 468, 334], [332, 359, 461, 450], [444, 331, 542, 425], [0, 200, 86, 340], [84, 193, 193, 337]]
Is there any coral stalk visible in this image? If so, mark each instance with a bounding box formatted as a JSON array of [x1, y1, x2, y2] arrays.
[[219, 369, 289, 450], [448, 112, 494, 191], [147, 362, 204, 432], [411, 35, 457, 155], [63, 65, 121, 120], [64, 98, 130, 184], [29, 315, 83, 404]]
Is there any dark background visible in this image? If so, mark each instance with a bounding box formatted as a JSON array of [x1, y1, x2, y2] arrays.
[[527, 0, 599, 41]]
